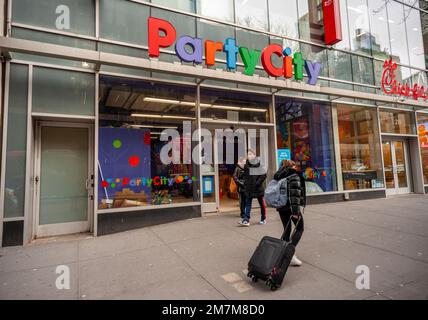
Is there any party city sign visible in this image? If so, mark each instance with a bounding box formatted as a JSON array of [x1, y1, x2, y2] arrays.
[[148, 17, 322, 85]]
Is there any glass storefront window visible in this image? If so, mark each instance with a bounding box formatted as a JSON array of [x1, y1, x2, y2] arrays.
[[3, 64, 28, 218], [196, 0, 235, 22], [380, 109, 416, 135], [417, 113, 428, 184], [404, 5, 426, 70], [152, 0, 196, 13], [347, 0, 371, 54], [297, 0, 325, 45], [98, 76, 199, 210], [234, 0, 268, 31], [368, 0, 391, 59], [200, 88, 271, 123], [12, 0, 95, 36], [387, 1, 410, 66], [32, 67, 95, 116], [268, 0, 299, 47], [337, 104, 384, 190], [275, 97, 337, 193], [100, 0, 150, 45]]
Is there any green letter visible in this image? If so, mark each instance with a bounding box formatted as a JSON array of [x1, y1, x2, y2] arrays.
[[293, 52, 304, 81], [239, 47, 261, 76]]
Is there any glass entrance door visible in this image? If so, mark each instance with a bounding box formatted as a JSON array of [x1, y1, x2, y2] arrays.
[[382, 139, 411, 195], [35, 123, 92, 237]]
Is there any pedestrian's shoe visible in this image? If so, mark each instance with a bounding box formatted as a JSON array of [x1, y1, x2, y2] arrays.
[[238, 220, 250, 227], [290, 255, 302, 267], [259, 220, 267, 225]]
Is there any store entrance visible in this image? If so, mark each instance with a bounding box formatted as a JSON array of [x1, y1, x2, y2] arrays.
[[382, 138, 411, 195], [201, 124, 271, 214], [33, 121, 94, 238]]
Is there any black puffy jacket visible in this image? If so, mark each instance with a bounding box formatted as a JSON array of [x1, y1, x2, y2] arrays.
[[233, 164, 245, 193], [242, 159, 267, 198], [274, 166, 306, 213]]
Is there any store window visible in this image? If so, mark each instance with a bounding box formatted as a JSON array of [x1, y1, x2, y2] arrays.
[[98, 76, 199, 210], [387, 1, 410, 67], [347, 0, 371, 54], [268, 0, 299, 50], [12, 0, 95, 36], [152, 0, 196, 13], [380, 109, 416, 135], [3, 64, 28, 218], [200, 88, 271, 123], [368, 0, 391, 59], [275, 97, 337, 193], [100, 0, 150, 45], [234, 0, 268, 31], [417, 113, 428, 184], [196, 0, 234, 22], [32, 67, 95, 116], [337, 104, 384, 190], [404, 5, 425, 70]]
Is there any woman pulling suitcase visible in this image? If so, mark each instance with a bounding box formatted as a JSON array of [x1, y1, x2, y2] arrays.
[[273, 159, 306, 267]]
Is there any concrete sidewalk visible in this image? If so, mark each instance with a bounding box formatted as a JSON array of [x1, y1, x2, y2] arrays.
[[1, 194, 428, 300]]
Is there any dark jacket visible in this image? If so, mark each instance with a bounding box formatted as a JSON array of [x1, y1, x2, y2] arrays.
[[274, 166, 306, 213], [233, 164, 245, 193], [242, 158, 267, 198]]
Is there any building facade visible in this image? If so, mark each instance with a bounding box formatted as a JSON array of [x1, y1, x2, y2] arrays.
[[1, 0, 428, 247]]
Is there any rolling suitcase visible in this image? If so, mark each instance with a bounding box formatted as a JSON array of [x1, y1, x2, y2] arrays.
[[247, 216, 301, 291]]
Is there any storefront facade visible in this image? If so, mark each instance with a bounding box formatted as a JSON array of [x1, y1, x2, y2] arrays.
[[1, 0, 428, 247]]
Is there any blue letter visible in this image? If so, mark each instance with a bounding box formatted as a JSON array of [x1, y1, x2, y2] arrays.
[[305, 60, 322, 85], [223, 38, 239, 70]]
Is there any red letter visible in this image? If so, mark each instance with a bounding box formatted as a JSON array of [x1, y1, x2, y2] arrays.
[[261, 44, 283, 77], [205, 40, 223, 66], [148, 17, 176, 57]]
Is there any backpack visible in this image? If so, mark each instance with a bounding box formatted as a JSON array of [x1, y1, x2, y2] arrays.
[[264, 175, 296, 209]]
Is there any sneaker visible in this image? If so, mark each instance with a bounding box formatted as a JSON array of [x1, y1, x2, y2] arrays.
[[238, 220, 250, 227], [259, 220, 267, 225], [290, 255, 302, 267]]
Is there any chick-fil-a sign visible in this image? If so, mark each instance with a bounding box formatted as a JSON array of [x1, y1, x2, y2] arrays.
[[148, 17, 322, 85], [382, 58, 428, 101]]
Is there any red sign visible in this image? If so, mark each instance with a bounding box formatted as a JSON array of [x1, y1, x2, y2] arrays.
[[322, 0, 342, 45], [381, 58, 428, 101]]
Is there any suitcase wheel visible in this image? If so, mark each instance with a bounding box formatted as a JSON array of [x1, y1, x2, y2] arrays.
[[251, 276, 258, 283], [266, 279, 278, 291]]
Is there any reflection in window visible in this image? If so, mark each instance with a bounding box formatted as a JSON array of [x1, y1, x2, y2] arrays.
[[297, 0, 325, 45], [200, 88, 270, 123], [368, 0, 391, 58], [269, 0, 299, 50], [380, 110, 415, 135], [419, 1, 428, 69], [235, 0, 268, 31], [98, 76, 199, 210], [328, 51, 353, 81], [337, 104, 384, 190], [196, 0, 234, 22], [335, 0, 351, 49], [404, 6, 426, 70], [387, 1, 410, 66], [417, 113, 428, 184], [347, 0, 371, 54], [276, 97, 337, 193]]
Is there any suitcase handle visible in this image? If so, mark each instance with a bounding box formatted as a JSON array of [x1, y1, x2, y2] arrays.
[[281, 215, 302, 243]]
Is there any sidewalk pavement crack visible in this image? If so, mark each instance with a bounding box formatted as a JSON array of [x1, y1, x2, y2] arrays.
[[148, 228, 229, 300]]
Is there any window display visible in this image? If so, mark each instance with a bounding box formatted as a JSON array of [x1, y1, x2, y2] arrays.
[[417, 113, 428, 185], [337, 104, 384, 190], [380, 109, 415, 135], [275, 97, 337, 193], [98, 76, 199, 210]]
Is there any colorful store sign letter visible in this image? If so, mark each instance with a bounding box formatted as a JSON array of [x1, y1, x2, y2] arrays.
[[148, 17, 322, 86]]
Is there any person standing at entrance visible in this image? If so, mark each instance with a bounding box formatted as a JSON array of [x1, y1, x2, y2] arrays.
[[239, 149, 267, 227], [274, 160, 306, 266], [233, 157, 247, 219]]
